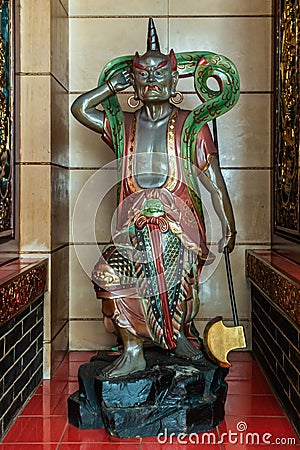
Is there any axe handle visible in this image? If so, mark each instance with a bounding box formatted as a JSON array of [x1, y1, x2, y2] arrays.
[[224, 246, 239, 327], [212, 118, 219, 152], [213, 119, 239, 326]]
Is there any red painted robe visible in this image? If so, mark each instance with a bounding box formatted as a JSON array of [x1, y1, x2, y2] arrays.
[[92, 106, 217, 349]]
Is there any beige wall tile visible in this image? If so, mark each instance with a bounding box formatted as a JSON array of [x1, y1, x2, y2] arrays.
[[51, 322, 69, 376], [180, 93, 271, 168], [19, 0, 51, 72], [70, 245, 102, 319], [20, 165, 51, 251], [43, 251, 69, 378], [94, 180, 117, 243], [170, 18, 272, 92], [18, 76, 51, 163], [69, 0, 168, 16], [196, 169, 270, 246], [43, 341, 51, 379], [222, 169, 271, 244], [70, 18, 168, 91], [70, 169, 117, 243], [69, 320, 116, 350], [43, 255, 53, 342], [70, 169, 96, 238], [69, 92, 142, 168], [51, 246, 69, 338], [198, 245, 269, 320], [51, 166, 69, 250], [69, 95, 115, 168], [60, 0, 69, 14], [217, 94, 271, 168], [70, 169, 95, 243], [170, 0, 272, 16], [51, 78, 69, 167], [43, 290, 52, 342], [70, 317, 251, 351], [51, 0, 69, 90]]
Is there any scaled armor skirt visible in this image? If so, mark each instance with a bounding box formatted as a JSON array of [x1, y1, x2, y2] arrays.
[[92, 208, 207, 351]]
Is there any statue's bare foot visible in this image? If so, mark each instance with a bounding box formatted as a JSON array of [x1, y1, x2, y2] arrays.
[[102, 348, 146, 378], [173, 333, 204, 360]]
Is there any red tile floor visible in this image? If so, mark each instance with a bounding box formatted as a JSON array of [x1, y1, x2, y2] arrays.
[[1, 351, 299, 449]]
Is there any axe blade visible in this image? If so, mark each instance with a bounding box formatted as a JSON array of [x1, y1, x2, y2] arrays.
[[203, 316, 246, 368]]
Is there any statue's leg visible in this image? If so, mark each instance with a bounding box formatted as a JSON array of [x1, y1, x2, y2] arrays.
[[102, 325, 146, 378], [173, 295, 204, 360], [182, 282, 203, 349]]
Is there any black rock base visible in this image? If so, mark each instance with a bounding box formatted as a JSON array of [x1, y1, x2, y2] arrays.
[[68, 347, 228, 438]]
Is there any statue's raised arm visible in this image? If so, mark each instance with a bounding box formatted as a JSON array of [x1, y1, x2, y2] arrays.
[[71, 70, 131, 134]]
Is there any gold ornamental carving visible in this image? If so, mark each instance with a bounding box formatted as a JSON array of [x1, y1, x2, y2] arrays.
[[274, 0, 300, 237], [246, 252, 300, 326], [0, 0, 13, 237], [0, 261, 48, 324]]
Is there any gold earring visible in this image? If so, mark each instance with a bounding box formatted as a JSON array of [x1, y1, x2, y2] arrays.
[[171, 91, 184, 104], [127, 95, 140, 108]]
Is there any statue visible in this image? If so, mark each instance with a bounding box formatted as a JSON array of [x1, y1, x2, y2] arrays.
[[71, 19, 238, 379]]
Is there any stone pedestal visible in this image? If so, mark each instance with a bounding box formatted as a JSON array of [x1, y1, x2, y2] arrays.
[[68, 347, 228, 438]]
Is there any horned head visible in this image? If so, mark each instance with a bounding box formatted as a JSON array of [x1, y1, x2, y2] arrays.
[[133, 18, 177, 71]]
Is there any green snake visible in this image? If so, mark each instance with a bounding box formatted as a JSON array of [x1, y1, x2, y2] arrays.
[[97, 51, 240, 213]]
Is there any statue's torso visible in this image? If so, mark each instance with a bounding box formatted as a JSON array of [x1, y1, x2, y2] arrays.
[[134, 110, 169, 188]]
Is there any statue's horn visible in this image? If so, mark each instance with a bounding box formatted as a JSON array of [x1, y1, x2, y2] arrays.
[[169, 48, 177, 70], [133, 51, 140, 67], [147, 17, 160, 52]]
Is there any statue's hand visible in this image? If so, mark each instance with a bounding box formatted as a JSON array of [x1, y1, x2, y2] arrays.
[[218, 231, 236, 254], [108, 70, 132, 93], [225, 233, 236, 253]]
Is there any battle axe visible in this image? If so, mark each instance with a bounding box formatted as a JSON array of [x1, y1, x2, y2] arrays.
[[203, 246, 246, 368]]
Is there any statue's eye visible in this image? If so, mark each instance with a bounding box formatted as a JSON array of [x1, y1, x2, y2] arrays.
[[139, 71, 147, 77]]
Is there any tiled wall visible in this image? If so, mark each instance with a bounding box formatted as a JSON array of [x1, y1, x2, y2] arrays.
[[15, 0, 69, 377], [69, 1, 273, 349], [0, 296, 44, 439], [252, 286, 299, 435], [246, 251, 299, 435]]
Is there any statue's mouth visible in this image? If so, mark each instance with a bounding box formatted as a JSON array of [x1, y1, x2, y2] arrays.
[[143, 85, 161, 94]]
